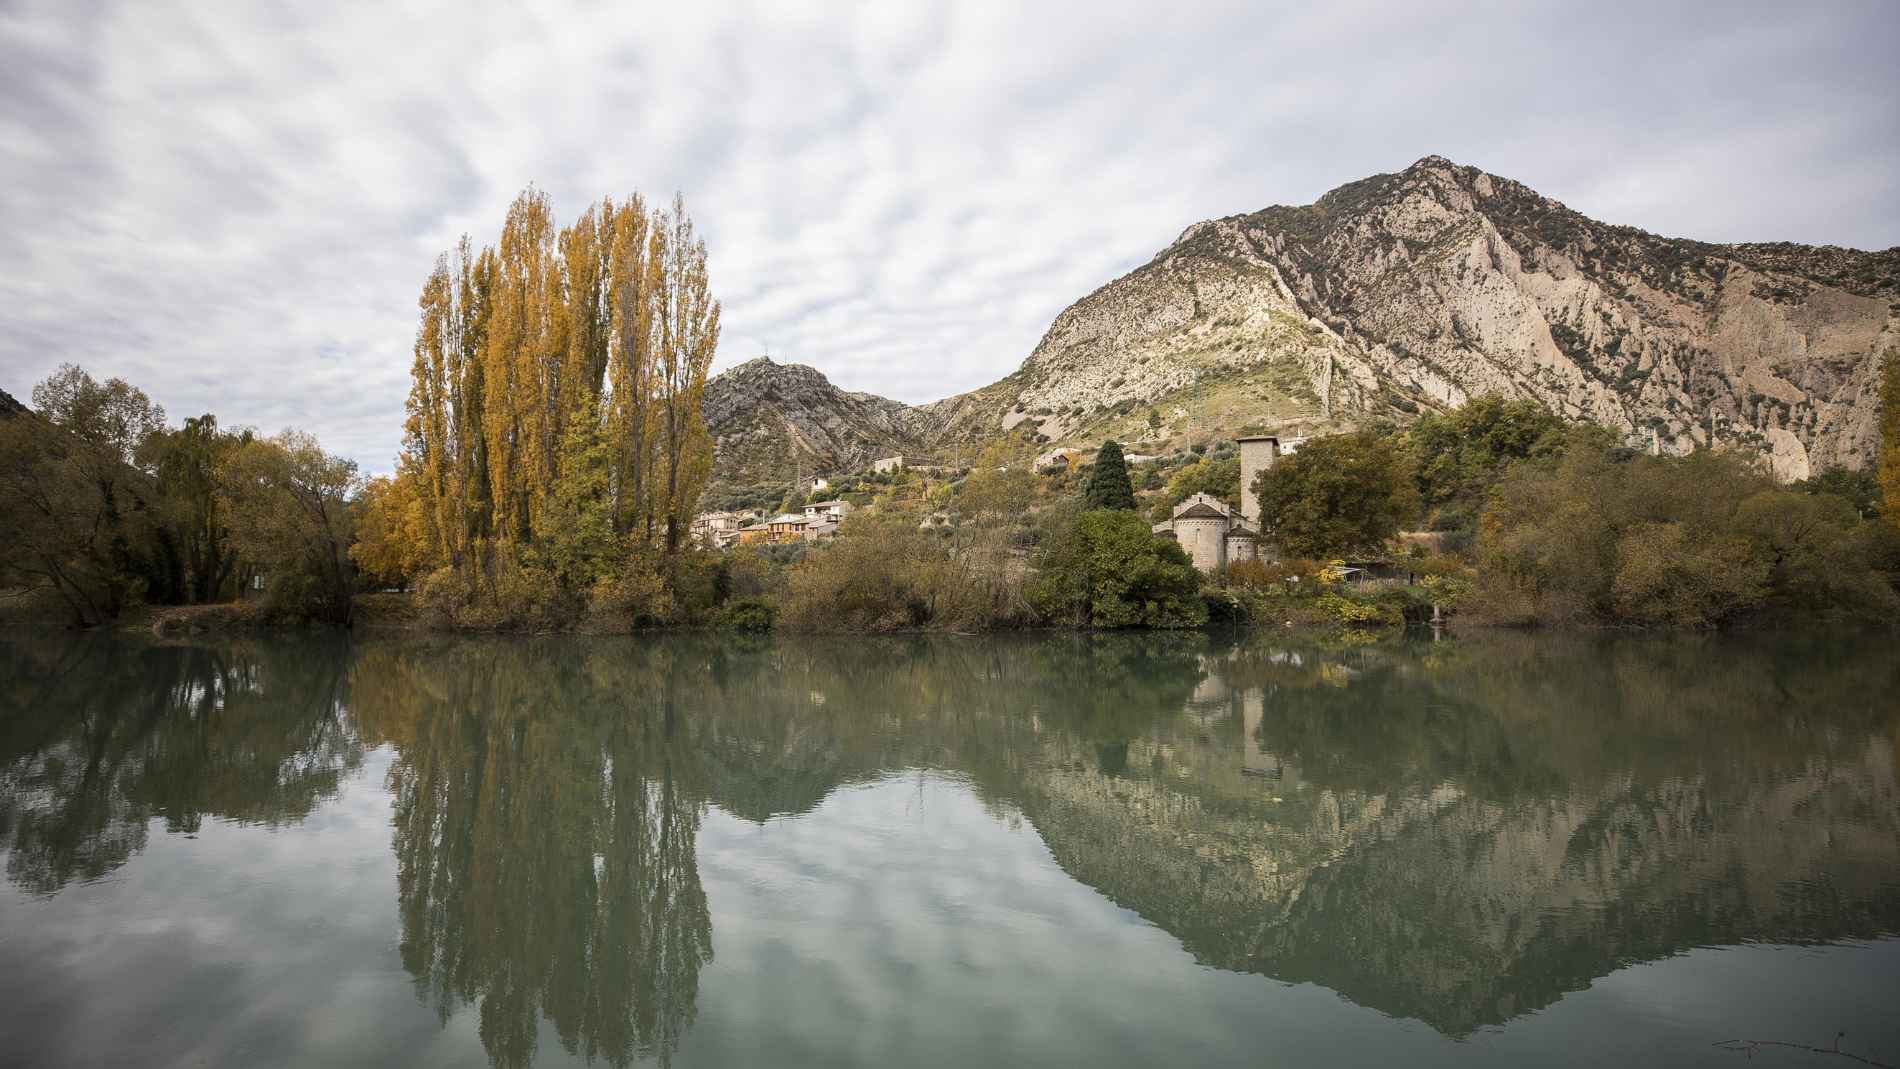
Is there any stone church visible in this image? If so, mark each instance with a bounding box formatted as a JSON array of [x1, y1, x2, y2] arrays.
[[1151, 435, 1279, 573]]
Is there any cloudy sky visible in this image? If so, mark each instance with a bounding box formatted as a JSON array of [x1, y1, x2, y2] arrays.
[[3, 1, 1897, 469]]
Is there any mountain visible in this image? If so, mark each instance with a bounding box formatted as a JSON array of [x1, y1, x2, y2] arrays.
[[701, 356, 931, 486], [705, 158, 1896, 487], [923, 156, 1897, 479], [0, 388, 25, 418]]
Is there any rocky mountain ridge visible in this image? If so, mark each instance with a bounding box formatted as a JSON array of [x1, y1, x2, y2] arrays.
[[706, 157, 1897, 484], [701, 356, 931, 485]]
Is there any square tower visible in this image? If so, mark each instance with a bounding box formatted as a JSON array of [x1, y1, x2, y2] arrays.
[[1237, 436, 1280, 527]]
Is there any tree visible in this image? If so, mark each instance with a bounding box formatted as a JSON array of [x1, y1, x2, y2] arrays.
[[957, 444, 1036, 525], [1253, 431, 1418, 558], [1405, 395, 1565, 519], [1472, 447, 1898, 628], [0, 365, 167, 624], [1030, 509, 1206, 628], [1082, 439, 1136, 511], [31, 363, 166, 466], [142, 414, 249, 603], [219, 431, 359, 624], [350, 470, 433, 591], [1879, 351, 1900, 532], [1795, 467, 1880, 520], [0, 415, 151, 625], [1152, 454, 1240, 520], [394, 186, 721, 588]]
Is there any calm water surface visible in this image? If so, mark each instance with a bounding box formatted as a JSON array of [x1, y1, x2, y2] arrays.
[[1, 630, 1896, 1068]]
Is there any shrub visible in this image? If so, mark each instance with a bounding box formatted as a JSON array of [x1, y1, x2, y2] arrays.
[[586, 555, 674, 630], [1029, 509, 1207, 628], [714, 597, 777, 632], [781, 511, 939, 631], [1471, 448, 1899, 628], [418, 552, 575, 631]]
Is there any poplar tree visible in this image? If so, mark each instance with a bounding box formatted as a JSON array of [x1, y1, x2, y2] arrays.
[[1880, 352, 1900, 532], [397, 185, 721, 583]]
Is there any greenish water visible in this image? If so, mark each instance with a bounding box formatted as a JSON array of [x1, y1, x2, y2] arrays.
[[1, 631, 1897, 1069]]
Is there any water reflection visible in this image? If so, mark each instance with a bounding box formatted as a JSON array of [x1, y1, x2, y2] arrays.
[[0, 633, 358, 895], [1, 630, 1896, 1066], [351, 642, 712, 1069]]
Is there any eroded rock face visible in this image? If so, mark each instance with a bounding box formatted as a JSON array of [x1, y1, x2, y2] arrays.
[[705, 158, 1894, 485], [925, 156, 1898, 477], [702, 356, 932, 484]]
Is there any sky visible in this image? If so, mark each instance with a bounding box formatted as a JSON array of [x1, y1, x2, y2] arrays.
[[2, 1, 1897, 471]]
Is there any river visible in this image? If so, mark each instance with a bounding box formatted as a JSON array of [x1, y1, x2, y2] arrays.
[[1, 630, 1896, 1068]]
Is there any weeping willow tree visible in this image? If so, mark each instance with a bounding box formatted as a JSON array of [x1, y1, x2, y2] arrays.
[[390, 188, 720, 592]]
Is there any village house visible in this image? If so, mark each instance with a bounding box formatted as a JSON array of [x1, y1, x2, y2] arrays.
[[690, 510, 757, 549], [763, 512, 811, 543], [871, 455, 931, 474], [801, 499, 854, 523]]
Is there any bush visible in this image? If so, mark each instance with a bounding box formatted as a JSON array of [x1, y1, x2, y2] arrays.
[[1315, 592, 1404, 627], [418, 551, 575, 631], [781, 511, 940, 631], [714, 597, 777, 632], [1471, 448, 1899, 628], [1029, 509, 1207, 628], [586, 555, 674, 631]]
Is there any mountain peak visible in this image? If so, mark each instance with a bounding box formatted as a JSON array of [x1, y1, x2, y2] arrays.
[[921, 158, 1896, 481], [703, 355, 928, 486]]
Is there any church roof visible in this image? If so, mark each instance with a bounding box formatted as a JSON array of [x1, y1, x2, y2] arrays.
[[1175, 502, 1227, 519]]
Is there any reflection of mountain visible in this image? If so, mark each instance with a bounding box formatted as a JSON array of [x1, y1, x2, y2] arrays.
[[1006, 635, 1900, 1034], [4, 629, 1897, 1061], [0, 633, 358, 895]]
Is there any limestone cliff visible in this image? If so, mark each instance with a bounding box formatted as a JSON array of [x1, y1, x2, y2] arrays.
[[924, 156, 1899, 479]]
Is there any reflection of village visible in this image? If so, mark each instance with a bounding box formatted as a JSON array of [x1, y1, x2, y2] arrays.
[[5, 630, 1899, 1066]]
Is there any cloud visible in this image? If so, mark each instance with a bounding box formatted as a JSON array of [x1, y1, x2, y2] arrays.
[[3, 0, 1896, 470]]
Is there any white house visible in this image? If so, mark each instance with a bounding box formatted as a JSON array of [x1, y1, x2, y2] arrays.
[[801, 499, 854, 523]]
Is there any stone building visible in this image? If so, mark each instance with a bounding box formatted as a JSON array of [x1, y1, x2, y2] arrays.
[[1151, 436, 1281, 573], [1152, 494, 1262, 572], [1236, 435, 1280, 533], [690, 510, 757, 549]]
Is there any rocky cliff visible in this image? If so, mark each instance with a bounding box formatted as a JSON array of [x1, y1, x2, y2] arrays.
[[923, 156, 1899, 479], [706, 159, 1896, 486], [702, 356, 932, 485]]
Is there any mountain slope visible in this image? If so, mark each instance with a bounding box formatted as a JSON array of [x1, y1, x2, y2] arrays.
[[702, 356, 931, 485], [924, 156, 1898, 479]]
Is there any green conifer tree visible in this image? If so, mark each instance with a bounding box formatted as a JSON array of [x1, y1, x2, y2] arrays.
[[1083, 439, 1137, 511]]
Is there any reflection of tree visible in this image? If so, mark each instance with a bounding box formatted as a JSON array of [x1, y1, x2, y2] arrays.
[[0, 633, 358, 895], [351, 640, 713, 1069]]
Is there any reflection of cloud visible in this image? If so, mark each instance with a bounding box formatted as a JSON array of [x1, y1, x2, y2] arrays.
[[5, 2, 1899, 469]]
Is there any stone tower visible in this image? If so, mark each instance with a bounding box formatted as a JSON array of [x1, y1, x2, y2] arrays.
[[1237, 436, 1280, 527]]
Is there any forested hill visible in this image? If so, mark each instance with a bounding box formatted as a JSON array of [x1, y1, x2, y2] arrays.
[[0, 389, 24, 417]]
